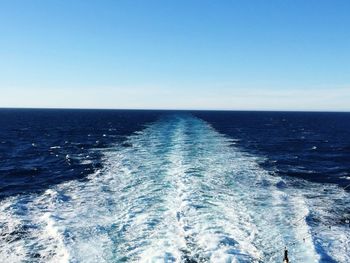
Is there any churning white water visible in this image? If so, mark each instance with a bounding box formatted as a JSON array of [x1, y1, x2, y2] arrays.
[[1, 115, 349, 262]]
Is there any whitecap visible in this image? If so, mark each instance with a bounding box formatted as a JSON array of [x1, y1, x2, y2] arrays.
[[0, 115, 349, 262]]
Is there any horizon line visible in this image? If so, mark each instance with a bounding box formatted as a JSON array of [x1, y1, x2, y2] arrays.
[[0, 106, 349, 113]]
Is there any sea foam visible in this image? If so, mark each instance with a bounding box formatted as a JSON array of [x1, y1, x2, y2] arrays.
[[0, 115, 349, 262]]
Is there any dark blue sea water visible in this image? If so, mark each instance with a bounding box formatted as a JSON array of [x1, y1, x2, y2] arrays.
[[0, 109, 162, 199], [0, 109, 349, 262], [194, 111, 350, 186]]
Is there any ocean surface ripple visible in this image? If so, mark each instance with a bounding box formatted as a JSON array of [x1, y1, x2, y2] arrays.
[[1, 114, 349, 262]]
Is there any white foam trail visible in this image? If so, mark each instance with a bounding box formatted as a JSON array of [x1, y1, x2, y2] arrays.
[[0, 115, 349, 262]]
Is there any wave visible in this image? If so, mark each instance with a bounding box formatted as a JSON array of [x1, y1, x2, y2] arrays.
[[0, 115, 349, 262]]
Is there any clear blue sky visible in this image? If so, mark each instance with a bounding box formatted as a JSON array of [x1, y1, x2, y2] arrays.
[[0, 0, 349, 111]]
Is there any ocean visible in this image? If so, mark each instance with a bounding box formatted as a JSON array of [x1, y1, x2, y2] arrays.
[[0, 109, 349, 262]]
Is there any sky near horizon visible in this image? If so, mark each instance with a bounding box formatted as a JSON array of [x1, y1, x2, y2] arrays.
[[0, 0, 349, 111]]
